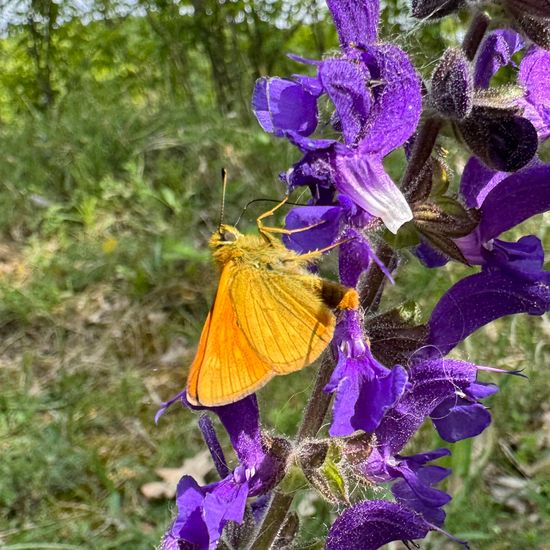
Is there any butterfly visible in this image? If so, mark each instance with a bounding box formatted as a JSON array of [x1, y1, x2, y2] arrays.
[[186, 193, 358, 407]]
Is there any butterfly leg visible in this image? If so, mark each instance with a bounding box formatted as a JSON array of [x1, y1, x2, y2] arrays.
[[260, 220, 326, 236], [287, 235, 356, 262], [256, 196, 289, 224]]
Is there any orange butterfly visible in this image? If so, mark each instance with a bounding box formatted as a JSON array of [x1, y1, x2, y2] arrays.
[[186, 192, 358, 407]]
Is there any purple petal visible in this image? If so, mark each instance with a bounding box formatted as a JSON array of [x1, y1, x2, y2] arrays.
[[466, 381, 499, 399], [291, 74, 324, 97], [282, 149, 335, 190], [327, 350, 408, 436], [519, 46, 550, 141], [339, 228, 394, 287], [252, 77, 318, 137], [285, 130, 339, 152], [169, 476, 209, 549], [415, 240, 450, 268], [358, 45, 422, 156], [397, 464, 452, 507], [427, 268, 550, 356], [459, 156, 506, 209], [203, 478, 249, 548], [334, 153, 413, 233], [402, 448, 452, 466], [478, 163, 550, 242], [284, 205, 343, 254], [326, 0, 380, 47], [325, 500, 430, 550], [474, 30, 524, 88], [392, 479, 447, 526], [483, 236, 545, 279], [374, 359, 478, 453], [210, 396, 263, 469], [431, 398, 492, 442], [319, 58, 372, 146]]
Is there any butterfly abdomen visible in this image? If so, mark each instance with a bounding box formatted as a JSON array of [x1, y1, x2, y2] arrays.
[[320, 279, 359, 310]]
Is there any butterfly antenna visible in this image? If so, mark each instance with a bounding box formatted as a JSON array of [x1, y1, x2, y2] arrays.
[[218, 168, 228, 229]]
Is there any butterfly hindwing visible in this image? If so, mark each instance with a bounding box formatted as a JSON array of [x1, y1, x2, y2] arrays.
[[186, 264, 274, 406], [229, 265, 335, 373]]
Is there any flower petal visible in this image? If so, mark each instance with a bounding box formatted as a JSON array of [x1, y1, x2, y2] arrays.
[[474, 30, 524, 88], [284, 205, 343, 254], [358, 45, 422, 156], [431, 398, 492, 442], [427, 268, 550, 356], [166, 476, 209, 549], [519, 46, 550, 141], [319, 58, 372, 146], [373, 359, 479, 454], [252, 77, 318, 137], [325, 500, 430, 550], [327, 351, 408, 436], [478, 163, 550, 242], [203, 478, 249, 549], [335, 153, 413, 233], [339, 228, 394, 287], [326, 0, 379, 47], [459, 156, 506, 209]]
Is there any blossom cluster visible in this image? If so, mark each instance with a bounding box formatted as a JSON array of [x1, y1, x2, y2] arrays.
[[159, 1, 550, 548]]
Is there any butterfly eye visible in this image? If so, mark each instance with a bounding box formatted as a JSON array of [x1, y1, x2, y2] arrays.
[[220, 230, 237, 242]]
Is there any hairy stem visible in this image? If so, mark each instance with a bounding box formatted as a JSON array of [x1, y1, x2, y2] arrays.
[[251, 351, 335, 549]]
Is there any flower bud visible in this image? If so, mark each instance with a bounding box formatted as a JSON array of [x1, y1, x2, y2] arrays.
[[411, 0, 464, 19], [505, 0, 550, 21], [366, 304, 429, 366], [508, 8, 550, 49], [298, 440, 349, 504], [457, 107, 539, 171], [431, 48, 474, 119]]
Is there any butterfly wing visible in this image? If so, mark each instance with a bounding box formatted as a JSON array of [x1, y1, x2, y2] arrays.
[[186, 263, 274, 407], [229, 266, 336, 373]]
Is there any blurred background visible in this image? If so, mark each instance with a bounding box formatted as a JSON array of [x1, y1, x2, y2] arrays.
[[0, 1, 548, 548]]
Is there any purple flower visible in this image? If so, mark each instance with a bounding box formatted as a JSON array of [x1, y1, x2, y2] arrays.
[[325, 500, 430, 550], [160, 396, 287, 550], [372, 359, 502, 451], [324, 310, 408, 437], [252, 77, 320, 137], [252, 1, 421, 234], [458, 161, 550, 252], [519, 46, 550, 142], [426, 260, 550, 356], [473, 29, 524, 88], [365, 448, 452, 526]]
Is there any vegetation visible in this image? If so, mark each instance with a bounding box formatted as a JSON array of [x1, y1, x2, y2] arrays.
[[0, 1, 548, 548]]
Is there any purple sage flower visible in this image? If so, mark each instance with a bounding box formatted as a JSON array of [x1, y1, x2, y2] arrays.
[[160, 395, 287, 550], [324, 309, 408, 436]]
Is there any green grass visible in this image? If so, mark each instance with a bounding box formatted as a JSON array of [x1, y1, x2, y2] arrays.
[[0, 100, 549, 549]]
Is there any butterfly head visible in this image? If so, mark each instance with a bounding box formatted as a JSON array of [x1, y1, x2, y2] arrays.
[[209, 224, 243, 258]]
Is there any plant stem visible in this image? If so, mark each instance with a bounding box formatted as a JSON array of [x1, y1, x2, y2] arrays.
[[251, 351, 335, 549], [462, 11, 491, 61]]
